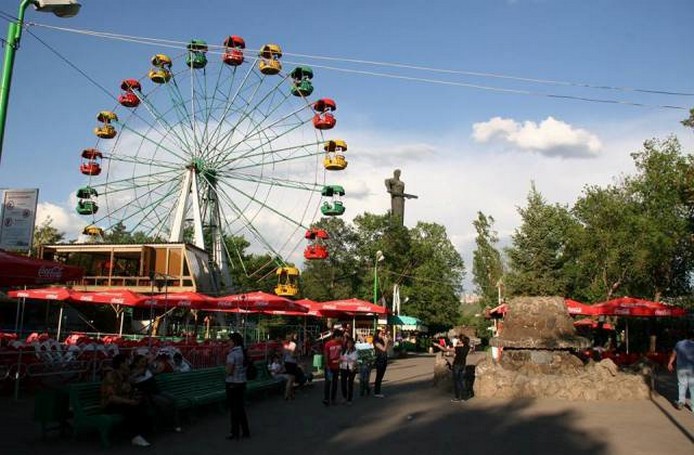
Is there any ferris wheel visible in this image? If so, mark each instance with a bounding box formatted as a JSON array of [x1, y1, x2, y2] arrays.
[[75, 36, 349, 293]]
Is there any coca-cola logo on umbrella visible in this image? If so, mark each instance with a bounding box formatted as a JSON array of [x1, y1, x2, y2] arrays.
[[37, 265, 64, 282]]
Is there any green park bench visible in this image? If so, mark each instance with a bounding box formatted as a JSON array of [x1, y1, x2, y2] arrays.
[[66, 364, 282, 447], [246, 360, 284, 396], [68, 382, 124, 448], [155, 367, 226, 409]]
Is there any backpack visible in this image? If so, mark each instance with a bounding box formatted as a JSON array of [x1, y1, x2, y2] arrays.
[[243, 350, 258, 380]]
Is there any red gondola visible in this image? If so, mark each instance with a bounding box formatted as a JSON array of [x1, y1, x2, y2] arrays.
[[303, 228, 329, 260], [312, 98, 337, 130], [118, 79, 141, 108], [223, 35, 246, 66], [80, 148, 102, 176]]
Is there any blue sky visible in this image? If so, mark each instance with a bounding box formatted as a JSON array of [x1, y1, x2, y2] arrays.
[[0, 0, 692, 290]]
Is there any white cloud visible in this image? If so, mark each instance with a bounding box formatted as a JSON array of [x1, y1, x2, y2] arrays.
[[472, 116, 602, 158], [36, 201, 84, 240]]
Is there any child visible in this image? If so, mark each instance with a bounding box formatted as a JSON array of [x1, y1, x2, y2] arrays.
[[355, 341, 375, 396]]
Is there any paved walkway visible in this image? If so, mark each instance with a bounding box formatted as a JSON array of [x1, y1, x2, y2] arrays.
[[1, 353, 692, 455]]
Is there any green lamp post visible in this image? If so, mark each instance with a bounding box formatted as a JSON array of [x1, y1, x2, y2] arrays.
[[373, 250, 384, 304], [0, 0, 81, 165]]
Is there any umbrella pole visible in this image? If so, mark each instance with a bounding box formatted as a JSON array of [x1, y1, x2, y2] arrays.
[[56, 304, 64, 342], [118, 306, 125, 337], [626, 320, 629, 354]]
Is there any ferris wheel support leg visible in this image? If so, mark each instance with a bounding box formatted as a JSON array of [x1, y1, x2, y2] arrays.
[[169, 168, 205, 249], [189, 175, 205, 248], [210, 199, 231, 288], [169, 170, 192, 243]]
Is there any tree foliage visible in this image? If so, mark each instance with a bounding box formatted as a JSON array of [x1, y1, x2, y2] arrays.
[[505, 183, 577, 297], [32, 216, 65, 256], [300, 213, 465, 330], [472, 211, 503, 307]]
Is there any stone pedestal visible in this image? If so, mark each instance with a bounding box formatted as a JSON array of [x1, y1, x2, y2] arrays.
[[473, 296, 650, 400]]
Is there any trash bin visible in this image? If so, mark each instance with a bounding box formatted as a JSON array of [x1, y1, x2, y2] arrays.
[[312, 354, 324, 372]]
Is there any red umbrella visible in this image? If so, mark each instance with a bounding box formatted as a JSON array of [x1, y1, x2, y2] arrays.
[[573, 318, 615, 330], [262, 298, 324, 317], [144, 291, 214, 309], [71, 289, 148, 306], [317, 298, 388, 315], [8, 287, 75, 300], [592, 297, 687, 317], [565, 299, 596, 316], [209, 291, 309, 313], [0, 250, 83, 287]]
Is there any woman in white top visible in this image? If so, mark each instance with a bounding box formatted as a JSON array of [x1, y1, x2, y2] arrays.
[[339, 337, 359, 404], [282, 334, 299, 400]]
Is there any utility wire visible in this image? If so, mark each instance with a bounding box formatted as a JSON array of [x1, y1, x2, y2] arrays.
[[24, 22, 694, 110], [25, 28, 117, 102]]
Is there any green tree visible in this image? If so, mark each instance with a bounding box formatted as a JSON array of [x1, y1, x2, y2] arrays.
[[32, 216, 65, 256], [505, 183, 577, 297], [570, 184, 642, 301], [300, 217, 361, 301], [472, 211, 504, 307], [625, 137, 694, 300], [403, 221, 465, 330]]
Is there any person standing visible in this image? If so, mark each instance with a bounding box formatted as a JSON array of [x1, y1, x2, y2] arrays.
[[225, 333, 250, 440], [450, 337, 471, 402], [282, 333, 298, 400], [339, 337, 358, 404], [667, 330, 694, 411], [323, 329, 343, 405], [373, 328, 389, 398]]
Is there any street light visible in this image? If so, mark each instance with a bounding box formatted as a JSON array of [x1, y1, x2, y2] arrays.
[[373, 250, 385, 305], [0, 0, 81, 165]]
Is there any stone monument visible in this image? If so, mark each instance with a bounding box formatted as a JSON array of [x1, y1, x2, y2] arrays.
[[384, 169, 417, 225], [469, 296, 651, 400]]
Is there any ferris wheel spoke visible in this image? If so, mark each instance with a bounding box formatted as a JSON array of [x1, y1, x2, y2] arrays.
[[217, 169, 322, 192], [96, 173, 184, 235], [213, 114, 310, 168], [215, 181, 311, 260], [210, 183, 288, 260], [136, 93, 196, 153], [197, 61, 227, 154], [166, 75, 200, 152], [104, 149, 183, 170], [209, 73, 292, 161], [218, 117, 314, 168], [199, 65, 259, 161], [92, 168, 181, 195]]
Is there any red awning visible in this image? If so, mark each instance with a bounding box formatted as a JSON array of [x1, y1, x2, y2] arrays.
[[317, 298, 388, 315], [591, 297, 686, 317], [261, 298, 324, 317], [573, 318, 615, 330], [0, 250, 84, 287], [208, 291, 309, 313], [144, 291, 214, 309], [8, 287, 75, 300], [565, 299, 596, 315], [70, 289, 149, 306]]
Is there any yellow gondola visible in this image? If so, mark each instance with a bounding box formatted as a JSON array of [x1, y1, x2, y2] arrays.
[[275, 266, 299, 297], [323, 139, 348, 171], [258, 44, 283, 75]]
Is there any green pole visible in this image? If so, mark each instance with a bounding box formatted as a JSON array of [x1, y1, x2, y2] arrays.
[[0, 0, 32, 166]]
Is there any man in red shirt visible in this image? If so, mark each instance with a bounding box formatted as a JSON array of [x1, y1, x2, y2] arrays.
[[323, 329, 344, 405]]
